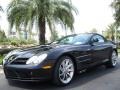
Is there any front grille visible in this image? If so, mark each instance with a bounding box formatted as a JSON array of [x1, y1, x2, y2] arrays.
[[4, 69, 18, 78], [11, 58, 28, 65], [5, 68, 31, 79]]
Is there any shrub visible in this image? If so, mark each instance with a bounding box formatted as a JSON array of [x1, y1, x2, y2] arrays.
[[10, 41, 19, 46], [7, 38, 37, 46], [27, 39, 37, 44], [0, 30, 7, 42], [0, 33, 37, 46], [0, 55, 4, 65]]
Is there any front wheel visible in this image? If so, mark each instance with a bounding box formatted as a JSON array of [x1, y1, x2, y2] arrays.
[[53, 56, 75, 86], [105, 51, 118, 68]]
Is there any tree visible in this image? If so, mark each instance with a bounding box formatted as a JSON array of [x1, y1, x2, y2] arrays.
[[90, 28, 98, 33], [0, 6, 3, 17], [50, 30, 59, 42], [111, 0, 120, 27], [0, 6, 3, 12], [104, 23, 117, 41], [0, 29, 7, 42], [7, 0, 78, 44]]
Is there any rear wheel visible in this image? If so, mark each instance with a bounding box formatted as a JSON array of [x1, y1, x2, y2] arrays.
[[53, 56, 75, 86], [105, 51, 118, 68]]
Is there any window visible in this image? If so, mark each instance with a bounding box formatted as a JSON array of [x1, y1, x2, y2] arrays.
[[56, 34, 92, 45], [92, 35, 105, 43]]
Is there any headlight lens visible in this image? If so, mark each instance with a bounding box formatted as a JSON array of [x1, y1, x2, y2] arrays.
[[26, 53, 47, 65]]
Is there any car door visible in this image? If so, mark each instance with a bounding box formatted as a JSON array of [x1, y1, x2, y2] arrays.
[[76, 44, 93, 70], [90, 35, 109, 65]]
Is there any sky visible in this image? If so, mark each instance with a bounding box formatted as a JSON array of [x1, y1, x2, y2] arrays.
[[0, 0, 115, 36]]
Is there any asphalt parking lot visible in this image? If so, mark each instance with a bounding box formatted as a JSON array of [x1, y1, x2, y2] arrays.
[[0, 59, 120, 90]]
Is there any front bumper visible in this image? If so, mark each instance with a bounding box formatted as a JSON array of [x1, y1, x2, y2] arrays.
[[3, 64, 53, 82]]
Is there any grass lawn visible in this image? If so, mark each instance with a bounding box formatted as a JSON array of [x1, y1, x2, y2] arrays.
[[0, 55, 4, 65]]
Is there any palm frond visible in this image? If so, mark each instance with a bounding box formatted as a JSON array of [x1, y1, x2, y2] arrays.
[[7, 0, 78, 43], [0, 6, 3, 12], [111, 0, 120, 27]]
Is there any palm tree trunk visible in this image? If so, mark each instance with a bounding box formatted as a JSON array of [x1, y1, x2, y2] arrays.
[[38, 17, 46, 45]]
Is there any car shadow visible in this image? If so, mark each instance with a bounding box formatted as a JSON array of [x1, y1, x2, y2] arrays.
[[7, 64, 119, 90]]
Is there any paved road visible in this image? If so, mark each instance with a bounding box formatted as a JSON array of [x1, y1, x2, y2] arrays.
[[0, 60, 120, 90]]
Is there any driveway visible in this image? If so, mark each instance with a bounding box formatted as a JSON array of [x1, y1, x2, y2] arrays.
[[0, 59, 120, 90]]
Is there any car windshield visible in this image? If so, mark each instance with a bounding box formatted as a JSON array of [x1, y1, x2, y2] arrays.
[[56, 34, 92, 45]]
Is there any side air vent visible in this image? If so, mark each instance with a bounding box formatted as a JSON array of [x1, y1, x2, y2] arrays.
[[11, 58, 28, 65]]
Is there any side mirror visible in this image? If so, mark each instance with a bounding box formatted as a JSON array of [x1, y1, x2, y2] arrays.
[[93, 38, 99, 42], [90, 38, 99, 45]]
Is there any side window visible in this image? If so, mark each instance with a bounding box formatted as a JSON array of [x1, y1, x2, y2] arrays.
[[97, 36, 105, 42], [59, 36, 74, 44], [92, 35, 105, 43]]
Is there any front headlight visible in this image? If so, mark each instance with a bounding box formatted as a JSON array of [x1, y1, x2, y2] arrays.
[[26, 53, 47, 65]]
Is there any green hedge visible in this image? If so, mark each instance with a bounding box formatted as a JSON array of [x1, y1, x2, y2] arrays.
[[0, 55, 4, 65]]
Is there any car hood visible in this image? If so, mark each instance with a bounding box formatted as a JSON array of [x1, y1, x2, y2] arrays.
[[7, 44, 73, 59]]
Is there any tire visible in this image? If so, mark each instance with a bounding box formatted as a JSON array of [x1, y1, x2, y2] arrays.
[[53, 56, 75, 86], [105, 50, 118, 68]]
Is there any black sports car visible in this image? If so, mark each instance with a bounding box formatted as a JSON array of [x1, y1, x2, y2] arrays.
[[3, 33, 118, 86]]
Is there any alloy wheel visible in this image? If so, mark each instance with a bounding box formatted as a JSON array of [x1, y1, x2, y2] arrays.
[[111, 51, 117, 66], [59, 58, 74, 84]]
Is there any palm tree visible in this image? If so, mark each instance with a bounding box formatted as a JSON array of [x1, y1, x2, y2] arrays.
[[0, 6, 3, 11], [7, 0, 30, 39], [90, 28, 98, 33], [0, 6, 3, 17], [50, 30, 59, 42], [7, 0, 78, 44], [111, 0, 120, 27], [105, 23, 117, 41]]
